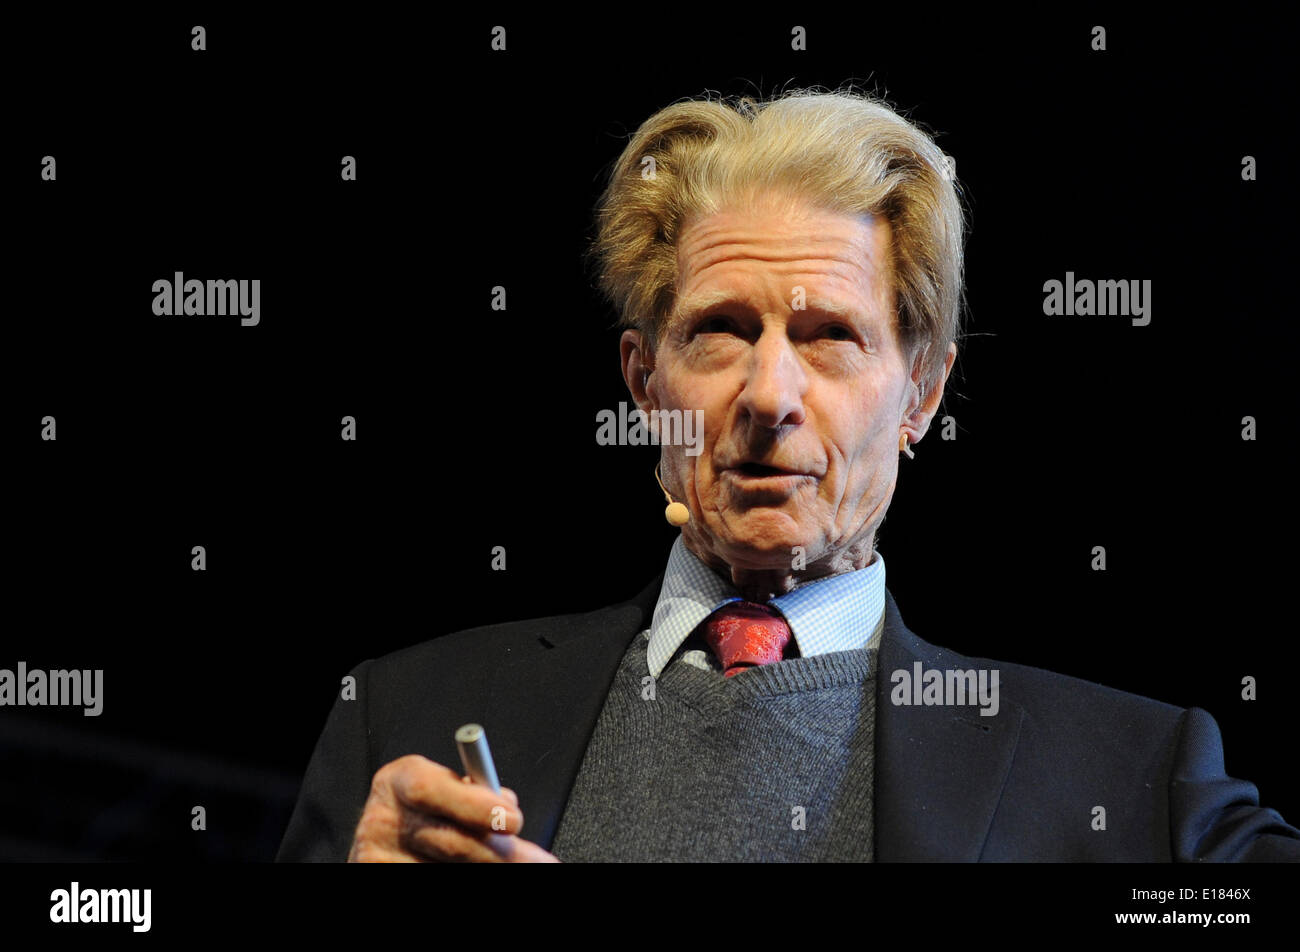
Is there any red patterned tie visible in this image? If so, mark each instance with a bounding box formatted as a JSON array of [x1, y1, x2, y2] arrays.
[[703, 601, 793, 677]]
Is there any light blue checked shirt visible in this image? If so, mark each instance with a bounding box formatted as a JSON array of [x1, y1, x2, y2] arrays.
[[645, 535, 886, 678]]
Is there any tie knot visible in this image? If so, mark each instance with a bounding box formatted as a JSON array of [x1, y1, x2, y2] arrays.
[[702, 601, 793, 677]]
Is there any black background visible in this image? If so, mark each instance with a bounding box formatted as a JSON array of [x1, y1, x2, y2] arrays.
[[5, 10, 1297, 864]]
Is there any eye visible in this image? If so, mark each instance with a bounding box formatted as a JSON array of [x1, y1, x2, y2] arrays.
[[697, 315, 737, 335], [821, 324, 856, 341]]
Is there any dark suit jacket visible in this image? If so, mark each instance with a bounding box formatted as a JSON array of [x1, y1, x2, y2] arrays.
[[277, 574, 1300, 862]]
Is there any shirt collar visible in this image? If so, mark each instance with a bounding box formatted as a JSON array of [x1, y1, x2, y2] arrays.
[[645, 535, 887, 678]]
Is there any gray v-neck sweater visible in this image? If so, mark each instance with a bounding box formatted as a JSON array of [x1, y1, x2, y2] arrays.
[[550, 630, 878, 862]]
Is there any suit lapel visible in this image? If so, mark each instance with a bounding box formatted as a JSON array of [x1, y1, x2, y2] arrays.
[[874, 589, 1023, 861], [482, 574, 663, 851]]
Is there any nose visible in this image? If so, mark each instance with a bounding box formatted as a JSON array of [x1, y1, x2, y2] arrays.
[[737, 324, 807, 429]]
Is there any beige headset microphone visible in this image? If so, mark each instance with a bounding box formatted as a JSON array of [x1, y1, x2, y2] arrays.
[[643, 365, 690, 527], [654, 463, 690, 526]]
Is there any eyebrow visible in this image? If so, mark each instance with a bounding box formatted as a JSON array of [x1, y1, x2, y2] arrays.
[[670, 290, 865, 326], [801, 297, 862, 322], [669, 290, 735, 327]]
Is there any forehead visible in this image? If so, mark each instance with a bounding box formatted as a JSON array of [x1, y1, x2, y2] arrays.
[[674, 196, 893, 311]]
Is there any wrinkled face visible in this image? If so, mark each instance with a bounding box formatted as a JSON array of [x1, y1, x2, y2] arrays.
[[644, 193, 923, 575]]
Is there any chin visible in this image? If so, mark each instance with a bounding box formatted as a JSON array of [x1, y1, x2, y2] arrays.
[[713, 518, 814, 569]]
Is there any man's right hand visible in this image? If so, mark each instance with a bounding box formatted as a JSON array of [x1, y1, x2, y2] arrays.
[[347, 754, 560, 862]]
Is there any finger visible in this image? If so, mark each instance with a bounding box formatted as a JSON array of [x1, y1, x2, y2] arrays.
[[400, 813, 517, 863], [391, 759, 522, 834], [462, 776, 517, 809], [349, 840, 430, 863], [349, 805, 431, 863], [485, 833, 562, 863]]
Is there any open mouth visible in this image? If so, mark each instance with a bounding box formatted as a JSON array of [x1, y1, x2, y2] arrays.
[[733, 463, 800, 478]]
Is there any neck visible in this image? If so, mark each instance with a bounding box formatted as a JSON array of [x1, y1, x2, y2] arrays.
[[685, 534, 878, 603]]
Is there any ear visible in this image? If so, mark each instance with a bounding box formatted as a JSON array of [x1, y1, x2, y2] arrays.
[[620, 329, 657, 414], [900, 342, 957, 445]]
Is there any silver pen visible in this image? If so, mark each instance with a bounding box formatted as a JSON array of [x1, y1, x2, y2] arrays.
[[455, 723, 501, 792]]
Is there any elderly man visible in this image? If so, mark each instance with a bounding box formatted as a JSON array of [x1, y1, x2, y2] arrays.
[[277, 90, 1299, 862]]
